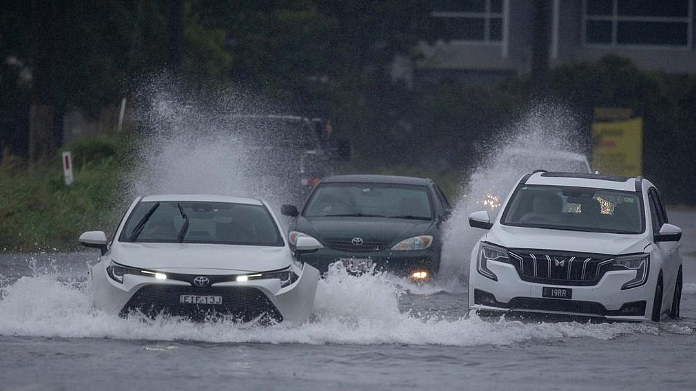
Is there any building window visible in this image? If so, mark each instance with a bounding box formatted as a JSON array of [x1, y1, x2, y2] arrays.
[[583, 0, 693, 48], [431, 0, 505, 43]]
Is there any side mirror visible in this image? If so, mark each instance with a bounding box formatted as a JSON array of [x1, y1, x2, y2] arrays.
[[295, 236, 323, 252], [79, 231, 108, 255], [281, 204, 299, 217], [655, 223, 682, 242], [468, 211, 493, 230]]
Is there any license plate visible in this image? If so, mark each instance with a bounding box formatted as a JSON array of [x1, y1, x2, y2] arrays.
[[542, 287, 572, 299], [179, 295, 223, 305], [339, 258, 373, 272]]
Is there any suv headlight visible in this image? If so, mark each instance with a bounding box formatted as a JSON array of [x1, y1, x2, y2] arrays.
[[235, 267, 299, 288], [107, 261, 167, 284], [391, 235, 433, 251], [288, 231, 320, 246], [477, 242, 509, 281], [612, 254, 649, 290]]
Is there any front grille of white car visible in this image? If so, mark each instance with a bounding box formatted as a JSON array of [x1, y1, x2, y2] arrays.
[[507, 250, 614, 286]]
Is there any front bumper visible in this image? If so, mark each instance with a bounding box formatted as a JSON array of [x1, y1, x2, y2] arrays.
[[298, 248, 440, 277], [468, 258, 655, 321], [91, 262, 319, 325]]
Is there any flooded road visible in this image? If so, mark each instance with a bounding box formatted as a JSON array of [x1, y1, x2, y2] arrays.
[[1, 210, 695, 391]]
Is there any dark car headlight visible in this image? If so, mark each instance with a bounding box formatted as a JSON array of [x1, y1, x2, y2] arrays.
[[391, 235, 433, 251], [612, 254, 649, 290], [107, 261, 167, 284]]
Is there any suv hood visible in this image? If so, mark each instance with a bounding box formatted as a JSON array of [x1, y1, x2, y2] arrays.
[[486, 224, 649, 255], [111, 242, 291, 274], [296, 216, 434, 243]]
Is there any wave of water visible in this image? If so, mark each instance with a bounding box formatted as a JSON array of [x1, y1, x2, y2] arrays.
[[0, 265, 659, 346]]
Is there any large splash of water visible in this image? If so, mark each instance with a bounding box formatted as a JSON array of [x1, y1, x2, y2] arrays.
[[439, 104, 589, 281], [0, 265, 661, 345]]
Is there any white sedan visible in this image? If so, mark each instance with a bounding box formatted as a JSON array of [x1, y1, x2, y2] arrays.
[[80, 194, 321, 325]]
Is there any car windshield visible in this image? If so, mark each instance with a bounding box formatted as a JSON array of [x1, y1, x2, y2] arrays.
[[501, 185, 644, 234], [303, 183, 433, 220], [118, 201, 284, 246]]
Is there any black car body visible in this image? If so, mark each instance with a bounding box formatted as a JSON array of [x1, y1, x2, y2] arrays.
[[282, 175, 452, 279]]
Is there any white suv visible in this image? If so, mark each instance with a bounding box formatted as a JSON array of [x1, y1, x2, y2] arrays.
[[467, 171, 683, 322]]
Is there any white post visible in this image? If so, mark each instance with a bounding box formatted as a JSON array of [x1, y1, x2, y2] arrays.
[[117, 97, 127, 132], [62, 151, 74, 185]]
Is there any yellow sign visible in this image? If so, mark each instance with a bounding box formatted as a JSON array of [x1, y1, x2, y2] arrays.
[[591, 117, 643, 177]]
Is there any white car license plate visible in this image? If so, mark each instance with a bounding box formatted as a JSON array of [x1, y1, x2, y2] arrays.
[[339, 258, 373, 272], [179, 295, 223, 305]]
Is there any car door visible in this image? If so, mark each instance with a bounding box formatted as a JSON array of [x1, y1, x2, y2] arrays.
[[650, 188, 681, 306], [648, 188, 678, 309]]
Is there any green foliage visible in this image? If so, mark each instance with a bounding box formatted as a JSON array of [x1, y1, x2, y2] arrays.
[[0, 136, 127, 251]]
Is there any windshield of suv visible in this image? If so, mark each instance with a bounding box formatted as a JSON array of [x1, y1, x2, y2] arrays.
[[304, 183, 433, 220], [119, 201, 284, 246], [501, 185, 644, 234]]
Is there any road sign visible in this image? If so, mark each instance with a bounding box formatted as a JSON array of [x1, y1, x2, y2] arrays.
[[62, 151, 73, 185], [591, 117, 643, 177]]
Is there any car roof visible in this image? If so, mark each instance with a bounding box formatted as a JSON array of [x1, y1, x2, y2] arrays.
[[320, 174, 432, 186], [524, 171, 637, 192], [140, 194, 264, 205]]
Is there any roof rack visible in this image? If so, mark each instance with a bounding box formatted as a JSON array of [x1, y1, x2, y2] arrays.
[[635, 176, 643, 192], [532, 169, 548, 173]]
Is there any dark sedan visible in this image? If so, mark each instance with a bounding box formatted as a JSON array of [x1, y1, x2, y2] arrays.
[[281, 175, 452, 280]]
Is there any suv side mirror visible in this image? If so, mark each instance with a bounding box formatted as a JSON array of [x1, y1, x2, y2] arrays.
[[295, 236, 323, 252], [79, 231, 108, 255], [281, 204, 299, 217], [469, 211, 492, 230], [655, 223, 682, 242]]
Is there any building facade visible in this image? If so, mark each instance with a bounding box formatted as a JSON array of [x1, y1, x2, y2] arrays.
[[415, 0, 696, 84]]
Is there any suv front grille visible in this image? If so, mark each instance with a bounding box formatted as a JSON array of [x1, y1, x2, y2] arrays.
[[507, 250, 614, 286], [326, 238, 390, 253]]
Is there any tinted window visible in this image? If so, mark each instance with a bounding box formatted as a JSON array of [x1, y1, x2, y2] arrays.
[[119, 201, 284, 246], [501, 185, 644, 234], [304, 183, 433, 220]]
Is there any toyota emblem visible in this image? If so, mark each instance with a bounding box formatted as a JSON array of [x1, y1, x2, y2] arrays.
[[193, 276, 210, 287], [351, 237, 364, 246]]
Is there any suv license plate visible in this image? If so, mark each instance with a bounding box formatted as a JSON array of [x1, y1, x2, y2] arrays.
[[542, 287, 572, 300], [179, 295, 222, 305]]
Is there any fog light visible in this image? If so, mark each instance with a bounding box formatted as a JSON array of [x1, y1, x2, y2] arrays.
[[411, 271, 428, 279], [236, 275, 249, 282], [154, 273, 167, 280]]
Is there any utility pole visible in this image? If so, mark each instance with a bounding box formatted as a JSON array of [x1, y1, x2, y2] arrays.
[[530, 0, 551, 99]]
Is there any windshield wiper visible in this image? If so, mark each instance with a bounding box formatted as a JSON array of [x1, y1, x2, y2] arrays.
[[323, 213, 386, 218], [390, 215, 431, 221], [177, 203, 189, 243], [130, 202, 160, 241]]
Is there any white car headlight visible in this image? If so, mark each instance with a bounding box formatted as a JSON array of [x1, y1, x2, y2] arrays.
[[477, 242, 509, 281], [107, 260, 167, 284], [235, 267, 299, 288], [612, 254, 649, 290], [391, 235, 433, 251], [288, 231, 321, 246]]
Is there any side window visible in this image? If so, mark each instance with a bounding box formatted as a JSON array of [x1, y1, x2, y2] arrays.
[[652, 189, 669, 224], [433, 185, 452, 210], [648, 189, 666, 233]]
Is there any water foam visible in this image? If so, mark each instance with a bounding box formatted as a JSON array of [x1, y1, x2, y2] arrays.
[[0, 266, 656, 345]]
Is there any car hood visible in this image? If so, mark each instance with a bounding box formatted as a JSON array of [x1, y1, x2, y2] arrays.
[[296, 216, 434, 243], [111, 242, 291, 274], [485, 224, 649, 255]]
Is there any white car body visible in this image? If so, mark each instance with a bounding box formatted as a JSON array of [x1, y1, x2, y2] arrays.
[[468, 172, 683, 322], [82, 194, 320, 325]]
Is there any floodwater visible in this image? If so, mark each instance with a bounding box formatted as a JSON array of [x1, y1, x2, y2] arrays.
[[1, 211, 694, 391]]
